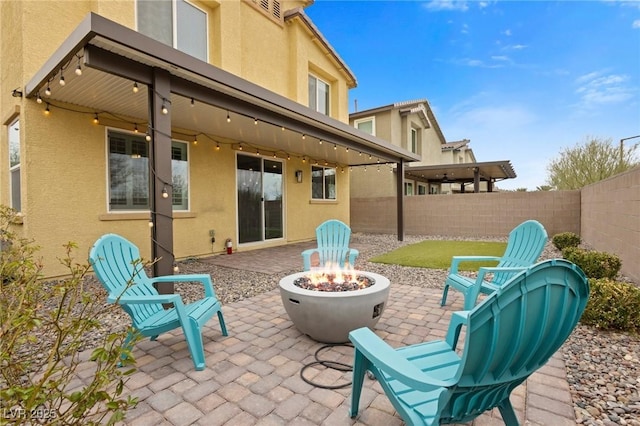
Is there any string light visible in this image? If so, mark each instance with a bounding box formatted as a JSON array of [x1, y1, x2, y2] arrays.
[[193, 135, 198, 145], [134, 123, 139, 133], [173, 264, 180, 273], [44, 104, 50, 115], [345, 147, 349, 152], [254, 118, 258, 125], [302, 134, 306, 140], [132, 82, 139, 93], [93, 113, 99, 124], [45, 84, 51, 96], [145, 132, 152, 142], [162, 186, 169, 199], [148, 220, 154, 228], [36, 93, 42, 104], [190, 98, 195, 107], [226, 111, 231, 123], [216, 142, 220, 150], [281, 126, 285, 131], [334, 144, 337, 150], [75, 58, 82, 76], [59, 73, 65, 86], [161, 99, 168, 115], [318, 139, 323, 145], [239, 144, 243, 150]]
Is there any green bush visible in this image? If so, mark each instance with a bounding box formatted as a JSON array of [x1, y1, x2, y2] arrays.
[[562, 246, 621, 279], [552, 232, 581, 250], [0, 205, 138, 424], [581, 278, 640, 332]]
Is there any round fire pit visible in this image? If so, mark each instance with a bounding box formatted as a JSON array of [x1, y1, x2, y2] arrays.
[[279, 270, 390, 343]]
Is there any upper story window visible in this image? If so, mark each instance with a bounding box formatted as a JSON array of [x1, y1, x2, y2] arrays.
[[410, 128, 418, 154], [108, 130, 189, 211], [311, 166, 336, 200], [137, 0, 208, 62], [354, 117, 375, 136], [404, 182, 414, 196], [309, 74, 330, 115], [8, 117, 20, 212]]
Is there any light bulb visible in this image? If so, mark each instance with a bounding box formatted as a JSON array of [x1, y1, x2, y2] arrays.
[[193, 136, 198, 145], [45, 86, 51, 96], [302, 134, 306, 140], [162, 187, 169, 198], [239, 144, 243, 151], [161, 102, 168, 115], [148, 221, 154, 228], [44, 104, 50, 115], [226, 111, 231, 123], [319, 140, 323, 145], [75, 64, 82, 76], [36, 94, 42, 104], [132, 82, 139, 93], [134, 124, 139, 133], [281, 126, 285, 131], [145, 133, 151, 142], [216, 143, 220, 151], [190, 98, 195, 107], [334, 144, 337, 150], [173, 264, 180, 273], [254, 118, 258, 125], [93, 113, 99, 124], [59, 75, 65, 86]]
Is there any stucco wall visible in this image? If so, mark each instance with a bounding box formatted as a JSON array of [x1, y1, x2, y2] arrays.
[[1, 0, 352, 277], [351, 191, 581, 238], [581, 166, 640, 283]]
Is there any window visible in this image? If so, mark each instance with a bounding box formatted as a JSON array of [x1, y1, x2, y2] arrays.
[[311, 166, 336, 200], [418, 184, 427, 195], [108, 130, 189, 211], [8, 118, 20, 212], [404, 182, 413, 196], [308, 74, 330, 115], [137, 0, 208, 62], [410, 128, 418, 154], [354, 117, 375, 136]]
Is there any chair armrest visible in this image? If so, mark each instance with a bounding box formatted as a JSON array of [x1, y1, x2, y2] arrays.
[[450, 256, 501, 274], [445, 311, 469, 349], [476, 266, 528, 284], [150, 274, 215, 297], [348, 248, 359, 267], [302, 248, 319, 271], [349, 327, 455, 391], [107, 293, 181, 305]]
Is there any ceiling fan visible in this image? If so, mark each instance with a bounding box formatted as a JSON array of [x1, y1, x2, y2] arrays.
[[441, 173, 453, 183]]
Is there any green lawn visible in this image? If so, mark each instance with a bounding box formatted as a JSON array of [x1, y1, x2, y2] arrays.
[[369, 240, 507, 271]]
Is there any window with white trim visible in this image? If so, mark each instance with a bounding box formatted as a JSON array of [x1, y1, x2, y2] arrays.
[[410, 128, 418, 154], [418, 184, 427, 195], [354, 116, 375, 136], [308, 74, 330, 115], [108, 130, 189, 211], [404, 182, 413, 196], [311, 166, 336, 200], [8, 118, 20, 212], [137, 0, 208, 62]]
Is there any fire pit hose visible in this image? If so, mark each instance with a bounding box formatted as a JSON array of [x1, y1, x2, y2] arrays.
[[299, 343, 355, 390]]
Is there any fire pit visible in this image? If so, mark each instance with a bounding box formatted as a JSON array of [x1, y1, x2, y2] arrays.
[[279, 266, 390, 343]]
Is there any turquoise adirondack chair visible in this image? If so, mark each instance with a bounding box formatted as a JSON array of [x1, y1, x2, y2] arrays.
[[89, 233, 227, 371], [302, 219, 359, 270], [441, 219, 548, 310], [350, 259, 589, 425]]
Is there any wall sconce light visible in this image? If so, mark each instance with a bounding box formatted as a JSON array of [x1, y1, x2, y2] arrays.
[[295, 170, 303, 183], [11, 88, 23, 98]]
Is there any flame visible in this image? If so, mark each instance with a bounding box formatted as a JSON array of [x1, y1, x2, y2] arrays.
[[307, 262, 356, 287]]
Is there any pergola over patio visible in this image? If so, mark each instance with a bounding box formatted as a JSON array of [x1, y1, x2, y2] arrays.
[[24, 13, 419, 284], [405, 160, 517, 193]]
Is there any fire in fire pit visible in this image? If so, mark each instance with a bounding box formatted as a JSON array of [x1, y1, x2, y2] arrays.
[[293, 263, 375, 292]]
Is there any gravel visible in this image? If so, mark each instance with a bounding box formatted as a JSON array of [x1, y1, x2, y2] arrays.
[[61, 233, 640, 424]]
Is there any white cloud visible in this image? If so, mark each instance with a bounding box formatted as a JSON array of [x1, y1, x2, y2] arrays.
[[574, 71, 635, 109], [503, 29, 512, 36], [491, 55, 510, 61], [423, 1, 469, 12], [633, 19, 640, 29], [503, 44, 527, 51]]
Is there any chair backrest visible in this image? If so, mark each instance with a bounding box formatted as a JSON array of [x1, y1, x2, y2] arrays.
[[442, 259, 588, 422], [315, 219, 352, 267], [493, 220, 548, 285], [89, 233, 162, 326]]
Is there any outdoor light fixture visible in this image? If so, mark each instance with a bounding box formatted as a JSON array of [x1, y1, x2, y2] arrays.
[[132, 82, 139, 93], [295, 170, 303, 183], [11, 88, 23, 98]]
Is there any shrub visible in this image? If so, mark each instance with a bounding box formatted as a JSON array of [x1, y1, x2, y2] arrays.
[[562, 246, 621, 279], [0, 205, 138, 424], [580, 278, 640, 332], [552, 232, 581, 250]]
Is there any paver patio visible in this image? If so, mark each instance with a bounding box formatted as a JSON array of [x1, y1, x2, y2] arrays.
[[91, 242, 577, 425]]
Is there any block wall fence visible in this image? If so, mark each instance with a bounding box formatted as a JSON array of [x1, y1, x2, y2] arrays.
[[351, 166, 640, 283]]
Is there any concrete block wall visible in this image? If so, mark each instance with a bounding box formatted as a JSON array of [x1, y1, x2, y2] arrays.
[[581, 167, 640, 283], [351, 190, 581, 238]]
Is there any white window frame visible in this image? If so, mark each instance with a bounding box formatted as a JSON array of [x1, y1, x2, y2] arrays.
[[404, 182, 414, 196], [410, 127, 418, 154], [311, 165, 336, 200], [354, 116, 376, 136], [308, 74, 330, 115], [136, 0, 209, 62], [418, 183, 427, 195], [106, 128, 190, 212], [8, 117, 20, 212]]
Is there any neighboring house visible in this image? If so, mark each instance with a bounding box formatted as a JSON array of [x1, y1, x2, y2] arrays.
[[349, 99, 516, 197], [0, 0, 417, 278]]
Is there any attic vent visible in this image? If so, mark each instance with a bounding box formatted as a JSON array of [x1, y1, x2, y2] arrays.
[[248, 0, 283, 22]]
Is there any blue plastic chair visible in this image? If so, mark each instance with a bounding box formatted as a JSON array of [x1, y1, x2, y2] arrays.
[[350, 259, 589, 425], [302, 219, 359, 270], [441, 219, 548, 310], [89, 233, 227, 371]]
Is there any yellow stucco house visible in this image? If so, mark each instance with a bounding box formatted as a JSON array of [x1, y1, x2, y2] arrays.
[[0, 0, 418, 277], [349, 99, 516, 197]]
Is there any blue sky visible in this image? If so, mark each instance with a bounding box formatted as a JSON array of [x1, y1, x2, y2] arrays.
[[306, 0, 640, 190]]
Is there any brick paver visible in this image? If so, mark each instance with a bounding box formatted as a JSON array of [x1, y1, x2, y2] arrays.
[[100, 243, 578, 425]]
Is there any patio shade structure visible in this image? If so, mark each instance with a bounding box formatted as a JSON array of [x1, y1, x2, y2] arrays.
[[24, 13, 419, 287], [405, 160, 517, 192]]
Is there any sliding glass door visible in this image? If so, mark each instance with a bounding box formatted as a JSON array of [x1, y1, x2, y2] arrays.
[[237, 154, 283, 243]]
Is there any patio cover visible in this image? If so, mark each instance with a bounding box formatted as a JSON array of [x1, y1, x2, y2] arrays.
[[405, 160, 516, 192], [24, 13, 418, 282]]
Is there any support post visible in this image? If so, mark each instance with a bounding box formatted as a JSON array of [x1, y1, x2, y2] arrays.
[[149, 68, 174, 293], [473, 167, 480, 193], [396, 159, 405, 241]]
